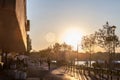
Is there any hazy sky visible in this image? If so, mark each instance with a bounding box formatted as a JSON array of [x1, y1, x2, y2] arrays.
[[27, 0, 120, 51]]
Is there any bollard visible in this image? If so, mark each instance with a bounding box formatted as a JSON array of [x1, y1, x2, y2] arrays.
[[110, 70, 112, 80], [101, 69, 103, 79], [71, 66, 74, 77], [88, 67, 90, 76], [117, 70, 119, 80], [107, 70, 109, 80], [117, 77, 119, 80], [83, 67, 85, 75]]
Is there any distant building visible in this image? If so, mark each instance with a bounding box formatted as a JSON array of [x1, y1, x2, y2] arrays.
[[0, 0, 31, 52]]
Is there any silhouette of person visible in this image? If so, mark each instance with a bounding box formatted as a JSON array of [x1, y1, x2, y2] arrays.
[[47, 58, 51, 71]]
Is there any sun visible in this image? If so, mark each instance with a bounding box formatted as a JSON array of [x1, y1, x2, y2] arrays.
[[62, 28, 83, 50]]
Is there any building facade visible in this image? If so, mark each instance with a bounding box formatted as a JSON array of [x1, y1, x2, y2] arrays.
[[0, 0, 30, 52]]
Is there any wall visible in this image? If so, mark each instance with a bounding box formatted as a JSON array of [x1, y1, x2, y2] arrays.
[[15, 0, 27, 50], [0, 0, 28, 52]]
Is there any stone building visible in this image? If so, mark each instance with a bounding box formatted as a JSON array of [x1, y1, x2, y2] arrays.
[[0, 0, 31, 53]]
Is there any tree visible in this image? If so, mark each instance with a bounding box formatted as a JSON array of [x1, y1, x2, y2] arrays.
[[95, 22, 120, 69], [39, 47, 52, 59], [52, 42, 73, 65], [81, 34, 96, 67], [81, 34, 96, 53], [95, 22, 120, 53], [52, 43, 61, 60], [61, 42, 72, 51]]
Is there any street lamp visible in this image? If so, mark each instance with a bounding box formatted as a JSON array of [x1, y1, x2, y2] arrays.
[[77, 44, 78, 66], [111, 25, 116, 53], [106, 23, 117, 69], [111, 25, 116, 69], [103, 22, 117, 69], [76, 43, 80, 66]]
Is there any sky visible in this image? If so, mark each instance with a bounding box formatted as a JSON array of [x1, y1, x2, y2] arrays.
[[27, 0, 120, 51]]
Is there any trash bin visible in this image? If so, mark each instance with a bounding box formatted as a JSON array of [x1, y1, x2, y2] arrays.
[[20, 71, 27, 80], [15, 70, 20, 80]]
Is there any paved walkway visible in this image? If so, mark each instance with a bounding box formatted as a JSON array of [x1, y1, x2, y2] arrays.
[[25, 61, 120, 80], [0, 62, 119, 80], [27, 63, 81, 80]]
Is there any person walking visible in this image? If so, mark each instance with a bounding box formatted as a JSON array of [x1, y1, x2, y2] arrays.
[[47, 58, 51, 71]]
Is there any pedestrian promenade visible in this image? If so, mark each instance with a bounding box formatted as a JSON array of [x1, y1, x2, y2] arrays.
[[27, 63, 84, 80], [0, 62, 119, 80]]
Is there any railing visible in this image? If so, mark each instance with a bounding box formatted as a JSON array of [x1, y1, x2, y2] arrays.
[[64, 64, 120, 80]]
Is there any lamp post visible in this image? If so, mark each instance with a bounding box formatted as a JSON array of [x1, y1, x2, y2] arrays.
[[111, 25, 116, 69], [111, 25, 116, 54], [104, 22, 117, 69], [77, 44, 78, 66], [76, 43, 80, 66]]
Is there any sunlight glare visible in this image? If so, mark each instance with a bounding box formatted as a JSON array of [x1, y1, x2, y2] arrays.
[[62, 28, 83, 50]]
